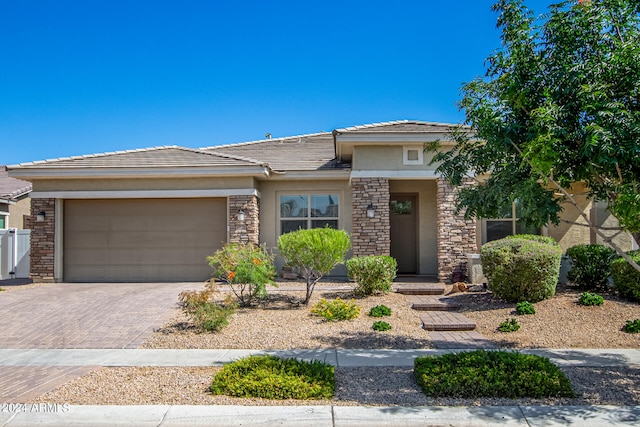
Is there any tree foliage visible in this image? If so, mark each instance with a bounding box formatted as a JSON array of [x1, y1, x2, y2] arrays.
[[430, 0, 640, 271], [277, 227, 351, 305]]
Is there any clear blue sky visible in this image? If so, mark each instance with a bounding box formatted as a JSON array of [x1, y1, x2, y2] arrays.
[[1, 0, 553, 165]]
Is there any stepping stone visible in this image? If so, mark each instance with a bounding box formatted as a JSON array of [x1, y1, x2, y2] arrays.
[[429, 331, 497, 349], [395, 283, 444, 295], [419, 312, 476, 331], [408, 295, 460, 311]]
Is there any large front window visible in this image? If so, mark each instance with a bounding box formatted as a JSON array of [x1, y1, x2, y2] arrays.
[[280, 194, 339, 235], [483, 200, 540, 243]]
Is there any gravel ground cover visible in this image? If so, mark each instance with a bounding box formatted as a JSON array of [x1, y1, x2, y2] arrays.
[[25, 279, 640, 406]]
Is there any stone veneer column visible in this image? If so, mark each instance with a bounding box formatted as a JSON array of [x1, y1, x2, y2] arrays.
[[25, 198, 56, 283], [351, 177, 390, 256], [229, 195, 259, 244], [437, 179, 477, 282]]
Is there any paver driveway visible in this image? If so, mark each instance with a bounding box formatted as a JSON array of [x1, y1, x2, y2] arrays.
[[0, 282, 202, 401]]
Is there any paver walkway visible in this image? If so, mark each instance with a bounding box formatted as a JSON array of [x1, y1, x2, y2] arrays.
[[0, 281, 201, 401]]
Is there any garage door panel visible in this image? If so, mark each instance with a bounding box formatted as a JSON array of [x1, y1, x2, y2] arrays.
[[64, 198, 227, 282]]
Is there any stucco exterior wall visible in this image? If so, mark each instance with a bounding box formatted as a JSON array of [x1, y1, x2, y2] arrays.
[[547, 182, 592, 250], [352, 146, 439, 172], [389, 180, 438, 276], [8, 197, 30, 229]]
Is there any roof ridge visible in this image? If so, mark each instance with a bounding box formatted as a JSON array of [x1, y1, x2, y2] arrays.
[[11, 146, 183, 167], [199, 130, 331, 150], [335, 119, 461, 132], [176, 146, 268, 167]]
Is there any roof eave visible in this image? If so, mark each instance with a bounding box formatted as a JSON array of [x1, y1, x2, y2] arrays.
[[7, 166, 272, 180]]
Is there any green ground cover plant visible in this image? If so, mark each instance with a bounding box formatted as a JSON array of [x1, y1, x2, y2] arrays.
[[372, 321, 391, 331], [310, 298, 361, 321], [623, 319, 640, 334], [578, 292, 604, 307], [346, 255, 397, 296], [210, 355, 334, 399], [515, 301, 535, 315], [414, 350, 575, 398], [368, 304, 392, 317], [498, 318, 520, 332]]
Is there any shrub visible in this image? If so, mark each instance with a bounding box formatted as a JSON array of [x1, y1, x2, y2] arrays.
[[498, 318, 520, 332], [310, 298, 361, 321], [566, 244, 617, 290], [189, 301, 237, 332], [278, 227, 351, 305], [481, 235, 562, 303], [210, 355, 334, 399], [346, 255, 397, 297], [578, 292, 604, 306], [611, 251, 640, 302], [515, 301, 535, 315], [369, 304, 392, 317], [372, 321, 391, 331], [622, 319, 640, 334], [414, 350, 575, 398], [178, 281, 218, 310], [207, 243, 276, 307]]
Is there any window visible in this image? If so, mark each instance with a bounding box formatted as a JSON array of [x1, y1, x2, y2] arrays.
[[280, 194, 339, 235], [403, 146, 424, 165], [0, 214, 6, 230], [483, 200, 540, 243]]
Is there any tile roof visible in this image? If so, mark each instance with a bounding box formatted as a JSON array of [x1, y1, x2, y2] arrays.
[[0, 167, 32, 200], [12, 146, 268, 169], [201, 132, 346, 172], [335, 120, 459, 133]]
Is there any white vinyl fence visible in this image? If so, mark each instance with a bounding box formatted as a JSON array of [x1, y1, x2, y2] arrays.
[[0, 228, 30, 280]]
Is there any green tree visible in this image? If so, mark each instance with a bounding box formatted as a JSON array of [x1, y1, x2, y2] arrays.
[[278, 227, 351, 305], [429, 0, 640, 272]]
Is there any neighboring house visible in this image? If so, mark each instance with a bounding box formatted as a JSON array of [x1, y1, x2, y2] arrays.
[[0, 167, 32, 230], [6, 120, 636, 283]]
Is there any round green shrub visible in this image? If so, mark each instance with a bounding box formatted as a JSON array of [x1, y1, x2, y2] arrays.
[[372, 321, 391, 331], [481, 235, 562, 303], [515, 301, 535, 315], [611, 251, 640, 302], [498, 318, 520, 332], [369, 304, 392, 317], [622, 319, 640, 334], [346, 255, 397, 297], [578, 292, 604, 306], [566, 244, 617, 290]]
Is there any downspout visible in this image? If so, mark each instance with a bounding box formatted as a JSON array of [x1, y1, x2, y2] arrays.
[[332, 129, 340, 162], [9, 228, 17, 278]]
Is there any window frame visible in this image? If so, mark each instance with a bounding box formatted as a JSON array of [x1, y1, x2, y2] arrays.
[[278, 192, 340, 236], [481, 201, 542, 244]]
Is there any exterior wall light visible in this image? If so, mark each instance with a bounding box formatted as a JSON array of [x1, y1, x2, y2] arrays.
[[366, 204, 375, 218], [36, 211, 46, 222], [237, 210, 245, 221]]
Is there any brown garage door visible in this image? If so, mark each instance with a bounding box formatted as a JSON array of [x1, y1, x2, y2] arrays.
[[64, 198, 227, 282]]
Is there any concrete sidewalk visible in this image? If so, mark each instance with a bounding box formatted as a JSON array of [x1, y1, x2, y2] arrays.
[[1, 348, 640, 368], [1, 404, 640, 426]]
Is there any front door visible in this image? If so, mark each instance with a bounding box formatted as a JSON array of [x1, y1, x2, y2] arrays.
[[390, 194, 417, 274]]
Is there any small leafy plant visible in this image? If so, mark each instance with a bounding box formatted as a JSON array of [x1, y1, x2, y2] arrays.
[[578, 292, 604, 306], [498, 318, 520, 332], [207, 242, 276, 307], [311, 298, 361, 321], [369, 304, 392, 317], [515, 301, 535, 315], [414, 350, 575, 398], [623, 319, 640, 334], [372, 321, 391, 331], [210, 355, 334, 399], [178, 282, 237, 332]]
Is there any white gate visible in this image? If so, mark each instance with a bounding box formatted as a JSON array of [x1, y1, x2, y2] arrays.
[[0, 228, 30, 280]]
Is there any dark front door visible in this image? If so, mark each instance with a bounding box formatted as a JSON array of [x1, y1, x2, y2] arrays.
[[390, 194, 417, 274]]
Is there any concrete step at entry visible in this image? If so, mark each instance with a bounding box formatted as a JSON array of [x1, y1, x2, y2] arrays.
[[395, 283, 445, 295], [408, 295, 460, 311], [419, 311, 476, 331], [429, 331, 496, 349]]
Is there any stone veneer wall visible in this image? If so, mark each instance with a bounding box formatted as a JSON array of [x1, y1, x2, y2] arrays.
[[351, 177, 390, 257], [25, 198, 56, 283], [437, 179, 477, 282], [229, 195, 260, 244]]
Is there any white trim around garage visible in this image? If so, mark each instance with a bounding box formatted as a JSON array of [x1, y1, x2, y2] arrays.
[[30, 189, 261, 199]]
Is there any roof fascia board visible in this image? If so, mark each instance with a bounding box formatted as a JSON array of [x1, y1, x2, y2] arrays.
[[336, 134, 456, 143], [8, 166, 271, 180], [350, 170, 440, 180], [266, 170, 351, 181], [30, 189, 261, 199]]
